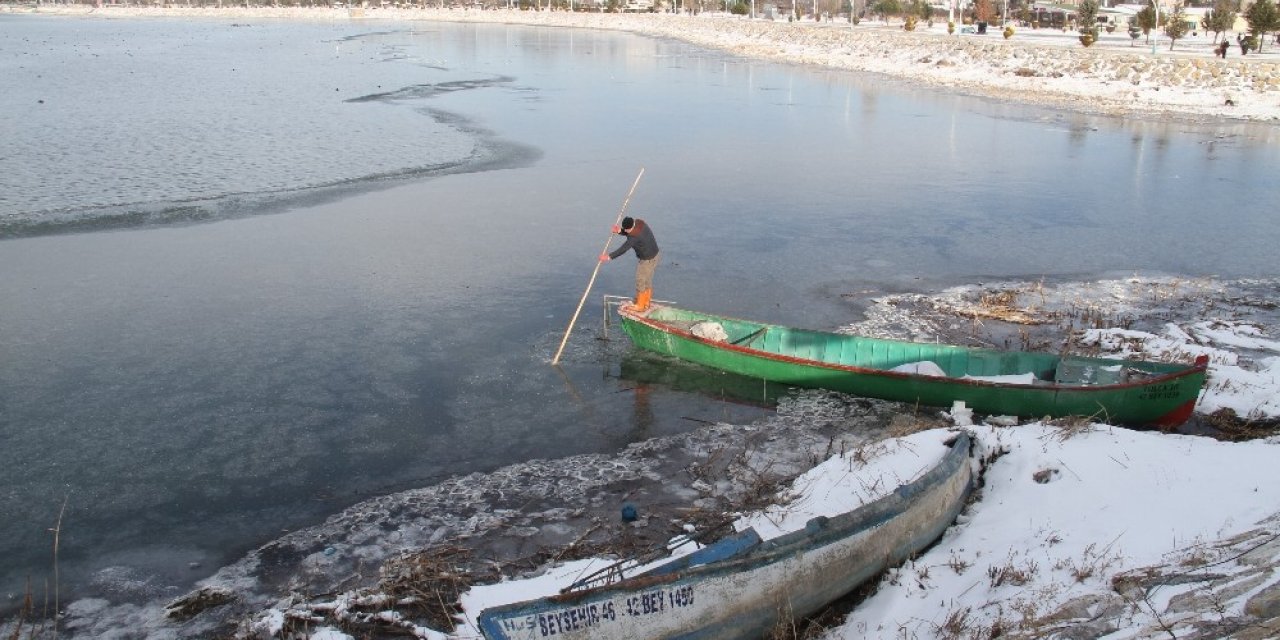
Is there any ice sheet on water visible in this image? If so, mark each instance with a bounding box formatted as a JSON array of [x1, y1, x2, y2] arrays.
[[0, 20, 539, 238]]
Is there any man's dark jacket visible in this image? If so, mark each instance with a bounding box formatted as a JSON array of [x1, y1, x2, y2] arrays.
[[609, 219, 659, 260]]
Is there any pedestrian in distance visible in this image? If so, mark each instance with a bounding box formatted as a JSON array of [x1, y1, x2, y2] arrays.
[[599, 216, 660, 312]]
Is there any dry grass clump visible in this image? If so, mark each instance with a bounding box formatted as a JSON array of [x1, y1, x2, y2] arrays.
[[946, 551, 973, 575], [886, 411, 950, 439], [1043, 414, 1096, 440], [764, 598, 853, 640], [953, 286, 1048, 326], [4, 584, 45, 640], [3, 499, 68, 640], [378, 545, 479, 631], [988, 558, 1039, 588], [1053, 542, 1122, 583], [1202, 407, 1280, 442], [164, 586, 236, 621], [274, 544, 504, 637]]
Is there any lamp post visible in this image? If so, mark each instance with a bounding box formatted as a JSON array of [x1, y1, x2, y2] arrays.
[[1151, 0, 1159, 54]]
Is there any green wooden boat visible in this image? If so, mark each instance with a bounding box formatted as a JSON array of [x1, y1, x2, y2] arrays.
[[618, 304, 1208, 427]]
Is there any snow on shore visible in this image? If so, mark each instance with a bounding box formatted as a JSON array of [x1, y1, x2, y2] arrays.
[[11, 4, 1280, 122], [444, 425, 1280, 640]]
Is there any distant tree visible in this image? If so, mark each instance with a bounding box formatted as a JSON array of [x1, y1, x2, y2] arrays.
[[914, 0, 932, 25], [1137, 3, 1157, 43], [973, 0, 994, 23], [1164, 3, 1190, 49], [1202, 0, 1237, 42], [730, 0, 748, 13], [1077, 0, 1100, 38], [872, 0, 901, 21], [1245, 0, 1280, 53]]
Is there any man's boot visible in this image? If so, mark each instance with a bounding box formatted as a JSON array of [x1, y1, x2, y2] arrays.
[[635, 288, 652, 312]]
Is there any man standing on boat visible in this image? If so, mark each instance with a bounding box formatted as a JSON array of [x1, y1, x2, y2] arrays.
[[599, 216, 660, 312]]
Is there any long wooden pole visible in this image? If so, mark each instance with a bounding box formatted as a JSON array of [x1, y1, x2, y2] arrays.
[[551, 168, 645, 365]]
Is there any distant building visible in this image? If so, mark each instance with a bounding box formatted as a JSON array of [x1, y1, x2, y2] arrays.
[[1098, 6, 1136, 28], [1029, 2, 1075, 28]]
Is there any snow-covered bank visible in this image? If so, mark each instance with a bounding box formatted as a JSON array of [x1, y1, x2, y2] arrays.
[[450, 425, 1280, 640], [839, 424, 1280, 640], [11, 5, 1280, 122]]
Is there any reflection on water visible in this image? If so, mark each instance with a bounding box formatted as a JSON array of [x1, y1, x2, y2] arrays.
[[617, 350, 793, 412]]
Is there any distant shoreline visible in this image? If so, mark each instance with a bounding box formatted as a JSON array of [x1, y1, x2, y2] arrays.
[[8, 4, 1280, 122]]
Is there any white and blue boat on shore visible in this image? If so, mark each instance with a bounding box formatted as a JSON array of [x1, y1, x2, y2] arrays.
[[477, 432, 975, 640]]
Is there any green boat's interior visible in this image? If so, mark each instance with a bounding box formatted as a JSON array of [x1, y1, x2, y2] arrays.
[[645, 306, 1185, 387]]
